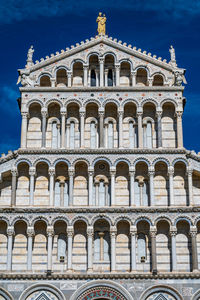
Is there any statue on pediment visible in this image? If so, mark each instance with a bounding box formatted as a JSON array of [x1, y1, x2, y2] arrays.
[[96, 12, 106, 36], [26, 45, 34, 68], [169, 45, 177, 67]]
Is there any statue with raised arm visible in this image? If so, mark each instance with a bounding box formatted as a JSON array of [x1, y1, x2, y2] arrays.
[[26, 45, 34, 68], [96, 12, 106, 36]]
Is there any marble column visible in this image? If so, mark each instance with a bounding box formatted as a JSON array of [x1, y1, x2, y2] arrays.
[[66, 124, 70, 148], [96, 69, 99, 87], [187, 167, 193, 206], [60, 180, 65, 207], [69, 167, 75, 206], [118, 109, 123, 148], [148, 78, 153, 86], [11, 168, 18, 207], [115, 64, 120, 86], [29, 167, 36, 206], [87, 226, 93, 272], [104, 69, 108, 87], [61, 108, 67, 149], [137, 110, 143, 148], [41, 109, 47, 148], [88, 167, 94, 206], [47, 226, 54, 271], [110, 167, 116, 206], [130, 226, 137, 272], [176, 111, 183, 148], [67, 71, 72, 87], [20, 112, 28, 148], [148, 167, 155, 206], [99, 57, 104, 87], [49, 167, 55, 207], [83, 65, 88, 87], [170, 227, 177, 271], [7, 227, 14, 271], [110, 226, 117, 272], [80, 108, 86, 148], [95, 181, 99, 206], [190, 227, 198, 272], [51, 78, 56, 87], [150, 227, 157, 274], [27, 227, 34, 271], [99, 109, 104, 148], [129, 167, 135, 206], [131, 71, 136, 86], [168, 166, 174, 206], [67, 226, 74, 271], [156, 110, 162, 148]]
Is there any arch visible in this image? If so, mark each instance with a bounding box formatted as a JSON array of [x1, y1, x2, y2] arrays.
[[86, 51, 100, 63], [73, 158, 90, 168], [160, 98, 178, 109], [114, 158, 131, 167], [64, 98, 82, 108], [15, 158, 32, 167], [45, 98, 63, 109], [192, 289, 200, 300], [91, 214, 113, 226], [194, 216, 200, 226], [33, 158, 51, 168], [140, 285, 183, 300], [53, 65, 69, 77], [19, 283, 65, 300], [104, 116, 117, 125], [134, 65, 150, 76], [92, 157, 112, 167], [26, 99, 43, 109], [114, 216, 132, 226], [39, 74, 52, 87], [152, 158, 170, 167], [71, 215, 89, 226], [121, 98, 139, 109], [154, 216, 172, 226], [174, 216, 193, 226], [51, 216, 69, 226], [141, 98, 158, 108], [70, 280, 133, 300], [53, 158, 71, 168], [172, 158, 189, 167], [119, 58, 134, 70], [133, 158, 151, 168], [143, 116, 155, 125], [37, 72, 52, 82], [103, 51, 117, 62], [11, 216, 30, 227], [103, 98, 120, 108], [70, 58, 86, 69], [47, 117, 60, 126], [151, 71, 166, 81], [84, 98, 101, 109], [0, 216, 9, 226], [0, 287, 13, 300], [134, 216, 153, 226], [31, 216, 49, 227]]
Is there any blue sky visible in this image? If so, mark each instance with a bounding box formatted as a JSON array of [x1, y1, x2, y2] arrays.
[[0, 0, 200, 153]]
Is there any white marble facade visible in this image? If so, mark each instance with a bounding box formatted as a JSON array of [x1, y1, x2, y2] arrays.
[[0, 34, 200, 300]]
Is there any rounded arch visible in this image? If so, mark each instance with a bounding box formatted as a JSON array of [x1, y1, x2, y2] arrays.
[[33, 158, 51, 168], [119, 58, 134, 70], [141, 98, 158, 108], [134, 65, 150, 76], [92, 157, 112, 167], [70, 58, 85, 69], [194, 216, 200, 226], [174, 216, 193, 226], [152, 157, 170, 167], [71, 215, 89, 226], [84, 98, 101, 109], [53, 65, 69, 77], [103, 51, 117, 62], [11, 216, 30, 227], [73, 158, 90, 168], [19, 283, 65, 300], [0, 216, 10, 226], [0, 287, 13, 300], [15, 158, 32, 168], [70, 280, 133, 300], [151, 71, 166, 81], [143, 116, 155, 125], [114, 216, 132, 226], [64, 98, 82, 108], [172, 158, 189, 167], [86, 51, 100, 63], [133, 157, 151, 168], [121, 98, 139, 109], [37, 71, 52, 82], [134, 216, 153, 226], [51, 216, 69, 227], [114, 158, 131, 167], [160, 98, 178, 109], [140, 285, 183, 300], [45, 98, 63, 109], [103, 98, 120, 108], [31, 216, 49, 227], [154, 216, 172, 227], [91, 215, 113, 226], [26, 99, 43, 109], [53, 158, 71, 168]]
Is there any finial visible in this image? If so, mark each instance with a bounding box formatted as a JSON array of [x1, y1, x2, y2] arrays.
[[169, 45, 177, 67], [96, 12, 106, 36], [26, 45, 34, 68]]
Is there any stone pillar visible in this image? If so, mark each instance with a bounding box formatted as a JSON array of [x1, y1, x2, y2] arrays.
[[168, 166, 174, 206], [61, 108, 67, 149], [7, 227, 14, 271], [60, 180, 65, 207], [190, 227, 199, 272], [104, 69, 108, 87], [27, 227, 34, 271], [29, 167, 36, 206], [148, 78, 153, 86], [88, 167, 94, 206], [118, 109, 123, 148], [66, 124, 70, 148], [148, 166, 155, 206], [99, 109, 104, 148], [83, 65, 88, 87], [110, 167, 116, 206], [137, 109, 143, 148], [95, 181, 99, 206], [41, 109, 47, 148], [47, 226, 54, 271], [170, 227, 177, 271], [87, 226, 93, 272], [67, 71, 72, 87], [96, 69, 100, 87], [11, 168, 18, 207], [20, 112, 28, 148], [51, 78, 56, 87], [129, 167, 135, 206], [150, 227, 157, 274], [156, 110, 162, 148], [130, 226, 137, 272], [69, 167, 75, 206], [49, 167, 55, 207], [176, 111, 183, 148], [110, 226, 117, 272], [187, 167, 193, 206], [67, 226, 74, 271], [80, 108, 86, 148], [131, 71, 136, 86], [115, 64, 120, 86], [99, 57, 104, 87]]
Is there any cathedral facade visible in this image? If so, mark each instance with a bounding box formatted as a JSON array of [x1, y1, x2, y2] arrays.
[[0, 23, 200, 300]]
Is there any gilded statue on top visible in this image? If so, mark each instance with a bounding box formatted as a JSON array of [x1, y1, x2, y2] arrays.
[[96, 12, 106, 35]]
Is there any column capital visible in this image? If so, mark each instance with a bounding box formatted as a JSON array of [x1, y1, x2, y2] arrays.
[[7, 227, 15, 236], [187, 166, 193, 176], [47, 226, 54, 237], [131, 70, 137, 76], [190, 226, 197, 236], [156, 109, 162, 118], [29, 167, 36, 177], [98, 108, 105, 117], [27, 227, 35, 237], [67, 71, 72, 77], [137, 109, 143, 117], [60, 107, 67, 116], [148, 166, 155, 177], [88, 166, 94, 175], [118, 109, 124, 117], [99, 57, 104, 63], [168, 166, 174, 176], [110, 166, 116, 175], [130, 226, 137, 235], [170, 226, 177, 236], [115, 63, 120, 69], [110, 226, 117, 237], [87, 226, 94, 237], [150, 227, 157, 237], [48, 167, 55, 176], [83, 64, 89, 70], [129, 166, 135, 174], [21, 111, 29, 119], [11, 168, 18, 177], [176, 110, 183, 118], [68, 167, 75, 177], [67, 226, 74, 237]]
